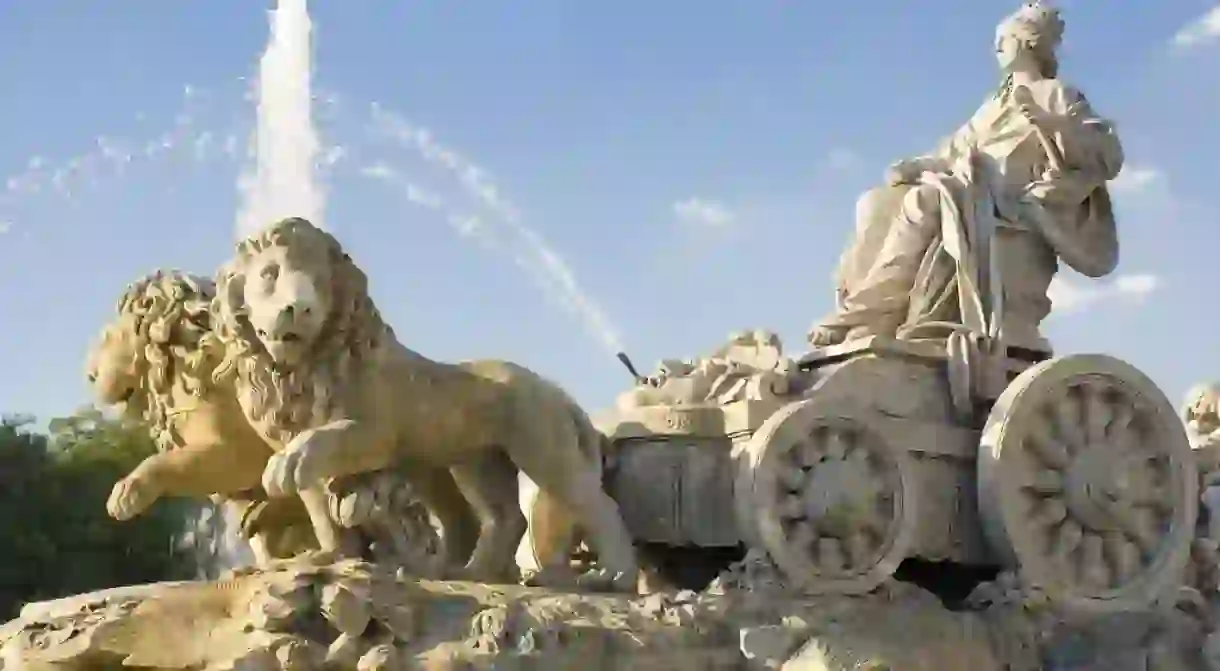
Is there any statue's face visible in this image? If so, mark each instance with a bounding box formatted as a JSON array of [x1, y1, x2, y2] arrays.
[[86, 318, 141, 408], [995, 34, 1023, 71], [241, 244, 332, 367]]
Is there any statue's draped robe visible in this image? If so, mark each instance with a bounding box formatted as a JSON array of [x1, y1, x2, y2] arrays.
[[826, 78, 1124, 350]]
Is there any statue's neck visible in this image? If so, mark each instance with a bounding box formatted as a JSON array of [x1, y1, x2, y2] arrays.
[[1009, 70, 1043, 88]]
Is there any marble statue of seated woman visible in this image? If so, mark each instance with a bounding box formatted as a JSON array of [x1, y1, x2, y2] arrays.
[[808, 2, 1123, 353]]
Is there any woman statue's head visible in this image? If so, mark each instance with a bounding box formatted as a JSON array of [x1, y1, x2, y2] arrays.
[[995, 2, 1065, 78]]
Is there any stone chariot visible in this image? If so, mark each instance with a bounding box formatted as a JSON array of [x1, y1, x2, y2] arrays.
[[596, 326, 1197, 615], [571, 0, 1197, 617]]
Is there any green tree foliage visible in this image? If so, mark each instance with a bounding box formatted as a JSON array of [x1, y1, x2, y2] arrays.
[[0, 409, 196, 620]]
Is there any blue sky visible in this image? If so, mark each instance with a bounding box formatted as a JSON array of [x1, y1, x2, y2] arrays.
[[0, 1, 1218, 423]]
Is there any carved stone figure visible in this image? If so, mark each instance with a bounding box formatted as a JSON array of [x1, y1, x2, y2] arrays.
[[211, 216, 639, 591], [86, 270, 448, 574], [1184, 383, 1220, 447], [615, 329, 797, 410], [85, 270, 318, 563], [1182, 383, 1220, 626], [809, 1, 1123, 353]]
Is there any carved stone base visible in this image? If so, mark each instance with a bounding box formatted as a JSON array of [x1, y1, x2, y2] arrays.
[[0, 555, 1210, 670]]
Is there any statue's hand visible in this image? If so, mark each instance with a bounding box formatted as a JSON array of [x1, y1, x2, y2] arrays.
[[107, 474, 161, 521], [1012, 85, 1072, 133]]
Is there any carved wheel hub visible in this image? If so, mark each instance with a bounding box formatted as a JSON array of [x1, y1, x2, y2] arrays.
[[773, 421, 902, 578], [1062, 441, 1144, 532], [979, 354, 1197, 615]]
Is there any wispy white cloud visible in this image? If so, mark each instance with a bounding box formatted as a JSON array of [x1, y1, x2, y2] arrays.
[[1172, 6, 1220, 49], [673, 197, 735, 229], [0, 221, 11, 235], [368, 102, 626, 354], [1111, 165, 1163, 195], [1048, 272, 1162, 315]]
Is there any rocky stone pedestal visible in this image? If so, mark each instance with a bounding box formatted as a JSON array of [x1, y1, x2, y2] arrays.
[[0, 554, 1210, 670]]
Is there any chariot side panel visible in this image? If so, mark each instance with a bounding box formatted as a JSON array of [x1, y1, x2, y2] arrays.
[[603, 401, 785, 548]]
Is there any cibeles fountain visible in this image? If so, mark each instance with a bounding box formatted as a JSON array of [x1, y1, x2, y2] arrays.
[[5, 2, 1220, 670]]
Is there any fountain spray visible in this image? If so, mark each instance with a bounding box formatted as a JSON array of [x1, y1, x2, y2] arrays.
[[236, 0, 325, 238], [198, 0, 329, 574]]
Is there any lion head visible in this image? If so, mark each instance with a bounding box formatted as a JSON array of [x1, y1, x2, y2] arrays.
[[212, 217, 388, 441], [1183, 382, 1220, 442], [86, 270, 223, 452]]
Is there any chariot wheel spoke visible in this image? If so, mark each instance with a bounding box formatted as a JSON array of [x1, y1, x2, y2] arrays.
[[1080, 383, 1111, 446], [1116, 506, 1159, 557], [1026, 421, 1070, 469], [1033, 500, 1068, 527], [780, 466, 806, 492], [1023, 469, 1064, 496], [1053, 519, 1084, 558], [845, 532, 873, 570], [1081, 534, 1109, 590], [1054, 391, 1086, 451], [797, 441, 822, 468], [1103, 531, 1140, 582], [1106, 402, 1135, 442], [817, 538, 847, 574], [824, 430, 848, 461], [779, 495, 804, 521]]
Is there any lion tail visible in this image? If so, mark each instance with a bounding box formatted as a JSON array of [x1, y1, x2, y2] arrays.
[[567, 401, 606, 476]]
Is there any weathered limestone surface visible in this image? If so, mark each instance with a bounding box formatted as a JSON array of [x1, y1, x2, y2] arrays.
[[0, 562, 990, 671], [2, 554, 1210, 671]]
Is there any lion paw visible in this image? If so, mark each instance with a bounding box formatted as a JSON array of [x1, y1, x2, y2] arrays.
[[521, 566, 580, 590], [263, 433, 336, 497], [106, 476, 157, 521], [575, 568, 638, 594]]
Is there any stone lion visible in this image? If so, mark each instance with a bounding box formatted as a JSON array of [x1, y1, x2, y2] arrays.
[[88, 270, 463, 574], [1183, 382, 1220, 445], [211, 216, 638, 589], [85, 270, 316, 563]]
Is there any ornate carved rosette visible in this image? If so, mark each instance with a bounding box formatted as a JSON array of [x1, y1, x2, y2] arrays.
[[978, 354, 1198, 615], [740, 397, 917, 595]]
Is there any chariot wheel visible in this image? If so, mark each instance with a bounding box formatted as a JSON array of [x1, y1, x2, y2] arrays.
[[978, 354, 1198, 614], [738, 360, 919, 594]]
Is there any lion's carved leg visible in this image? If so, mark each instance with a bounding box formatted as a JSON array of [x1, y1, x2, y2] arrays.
[[406, 466, 480, 574], [448, 453, 526, 584], [509, 443, 639, 593], [522, 490, 583, 588], [263, 419, 396, 497], [107, 455, 167, 521], [110, 446, 263, 522], [297, 486, 363, 559], [134, 442, 265, 501]]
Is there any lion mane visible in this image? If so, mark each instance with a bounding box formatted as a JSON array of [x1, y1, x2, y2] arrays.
[[212, 217, 390, 443], [111, 270, 224, 452]]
